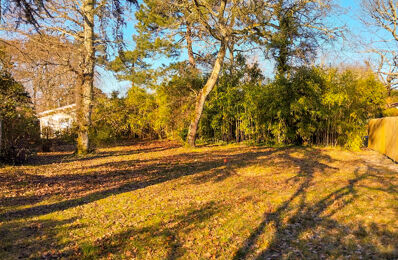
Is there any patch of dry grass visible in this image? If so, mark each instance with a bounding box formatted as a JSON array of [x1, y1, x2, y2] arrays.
[[0, 141, 397, 259]]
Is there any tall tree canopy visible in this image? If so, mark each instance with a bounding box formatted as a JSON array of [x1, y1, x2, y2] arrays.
[[116, 0, 340, 146], [1, 0, 137, 154], [0, 0, 48, 27], [1, 35, 79, 111]]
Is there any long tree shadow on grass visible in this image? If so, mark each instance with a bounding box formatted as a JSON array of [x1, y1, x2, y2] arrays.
[[2, 143, 396, 258], [0, 217, 82, 259], [27, 140, 181, 166], [0, 145, 284, 221], [233, 158, 398, 259], [0, 141, 235, 212], [0, 146, 339, 220], [0, 200, 225, 258], [76, 200, 226, 259]]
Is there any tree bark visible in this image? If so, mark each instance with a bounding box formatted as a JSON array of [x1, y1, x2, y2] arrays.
[[187, 41, 227, 147], [76, 0, 95, 155], [0, 117, 2, 156], [186, 24, 196, 68]]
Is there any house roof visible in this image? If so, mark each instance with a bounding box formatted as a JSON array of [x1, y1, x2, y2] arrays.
[[37, 104, 76, 118]]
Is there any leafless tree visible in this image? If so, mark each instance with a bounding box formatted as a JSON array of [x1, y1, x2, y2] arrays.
[[362, 0, 398, 95], [1, 0, 136, 154], [2, 35, 79, 111]]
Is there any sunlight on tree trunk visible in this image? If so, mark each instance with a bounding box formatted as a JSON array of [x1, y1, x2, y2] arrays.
[[0, 118, 2, 155], [186, 24, 196, 69], [76, 0, 95, 155], [187, 41, 227, 147]]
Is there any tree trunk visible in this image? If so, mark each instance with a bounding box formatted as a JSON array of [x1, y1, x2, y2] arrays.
[[0, 118, 2, 156], [186, 24, 196, 68], [76, 0, 95, 155], [187, 41, 227, 147]]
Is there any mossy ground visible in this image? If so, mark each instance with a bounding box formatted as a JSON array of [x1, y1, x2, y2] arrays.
[[0, 141, 397, 259]]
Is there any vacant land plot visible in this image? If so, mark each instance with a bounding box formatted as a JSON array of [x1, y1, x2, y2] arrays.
[[0, 141, 397, 259]]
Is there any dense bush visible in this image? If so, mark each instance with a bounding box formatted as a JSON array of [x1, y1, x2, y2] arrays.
[[89, 59, 386, 150], [0, 71, 40, 163], [90, 88, 158, 145], [199, 63, 385, 150], [90, 63, 203, 144], [383, 90, 398, 117], [199, 55, 265, 143], [267, 67, 385, 149], [154, 64, 203, 140]]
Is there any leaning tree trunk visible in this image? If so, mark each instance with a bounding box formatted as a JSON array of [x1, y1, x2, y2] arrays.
[[187, 41, 227, 147], [76, 0, 95, 155]]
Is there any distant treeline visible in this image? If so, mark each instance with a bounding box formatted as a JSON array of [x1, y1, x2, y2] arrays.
[[90, 57, 386, 150], [0, 58, 389, 164]]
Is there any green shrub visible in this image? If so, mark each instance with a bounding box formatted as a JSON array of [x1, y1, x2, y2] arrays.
[[0, 71, 40, 163], [198, 64, 385, 150]]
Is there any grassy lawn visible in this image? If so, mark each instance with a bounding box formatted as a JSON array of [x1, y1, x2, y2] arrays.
[[0, 141, 397, 259]]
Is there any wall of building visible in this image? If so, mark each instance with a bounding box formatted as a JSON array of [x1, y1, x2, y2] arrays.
[[38, 105, 76, 138]]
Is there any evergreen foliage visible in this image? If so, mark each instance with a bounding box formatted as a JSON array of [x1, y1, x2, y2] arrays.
[[91, 57, 386, 151], [0, 71, 39, 163], [91, 88, 158, 145], [200, 64, 385, 150]]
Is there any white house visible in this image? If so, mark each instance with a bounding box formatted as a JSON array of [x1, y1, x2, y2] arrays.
[[37, 104, 76, 138]]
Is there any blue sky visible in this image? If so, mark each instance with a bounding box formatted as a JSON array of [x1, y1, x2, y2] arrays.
[[97, 0, 383, 96]]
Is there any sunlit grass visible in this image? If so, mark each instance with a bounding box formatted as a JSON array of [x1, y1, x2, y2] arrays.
[[0, 141, 397, 259]]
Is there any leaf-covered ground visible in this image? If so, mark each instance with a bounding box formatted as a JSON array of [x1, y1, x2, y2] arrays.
[[0, 141, 397, 259]]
